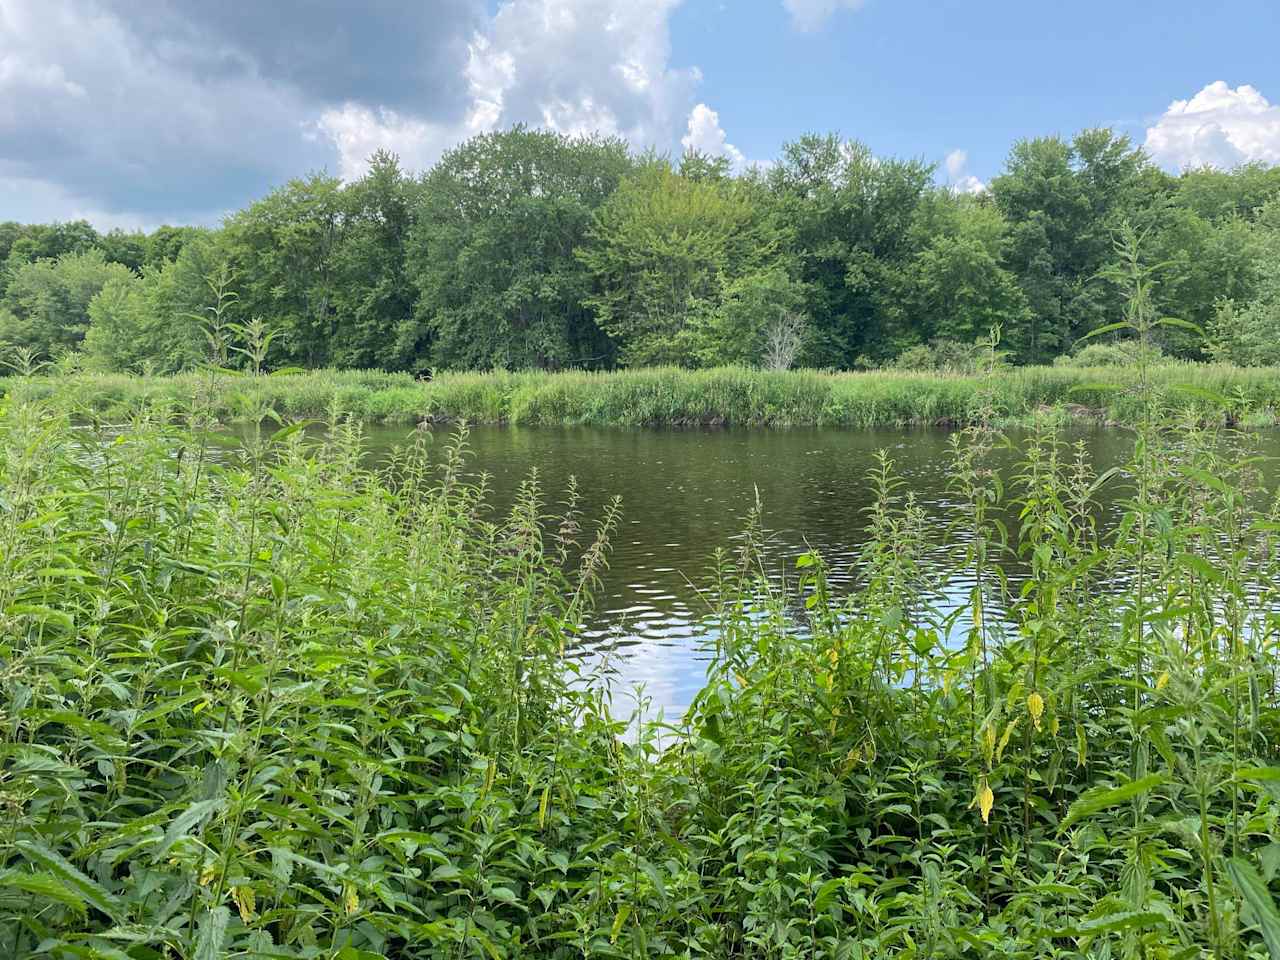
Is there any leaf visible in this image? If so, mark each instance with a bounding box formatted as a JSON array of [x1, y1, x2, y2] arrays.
[[14, 840, 122, 921], [611, 903, 632, 944], [1053, 910, 1165, 938], [195, 905, 230, 960], [1227, 857, 1280, 959], [1075, 322, 1133, 344], [1155, 316, 1206, 336], [152, 798, 224, 862], [0, 869, 88, 917], [1060, 774, 1165, 831]]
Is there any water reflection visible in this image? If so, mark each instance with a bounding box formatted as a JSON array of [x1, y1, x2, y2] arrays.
[[357, 424, 1180, 715]]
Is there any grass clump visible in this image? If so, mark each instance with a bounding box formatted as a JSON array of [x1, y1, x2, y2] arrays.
[[7, 362, 1280, 428], [1, 384, 1280, 957]]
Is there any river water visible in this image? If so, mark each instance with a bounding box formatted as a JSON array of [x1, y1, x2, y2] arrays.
[[340, 424, 1280, 715]]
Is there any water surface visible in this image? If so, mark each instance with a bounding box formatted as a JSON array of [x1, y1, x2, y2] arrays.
[[351, 424, 1280, 715]]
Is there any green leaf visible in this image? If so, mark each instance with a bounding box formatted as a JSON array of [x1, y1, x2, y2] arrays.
[[1053, 911, 1165, 938], [0, 869, 88, 917], [1154, 316, 1205, 336], [1227, 857, 1280, 959], [152, 799, 224, 862], [1075, 322, 1132, 345], [1060, 774, 1166, 831], [14, 840, 123, 921], [195, 905, 230, 960]]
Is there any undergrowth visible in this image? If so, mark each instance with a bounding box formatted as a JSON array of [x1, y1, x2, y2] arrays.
[[6, 362, 1280, 428], [1, 380, 1280, 956]]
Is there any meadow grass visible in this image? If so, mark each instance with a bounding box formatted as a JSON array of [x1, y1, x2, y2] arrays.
[[1, 392, 1279, 957], [6, 361, 1280, 428]]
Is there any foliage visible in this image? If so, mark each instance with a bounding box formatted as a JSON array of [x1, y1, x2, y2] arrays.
[[408, 127, 633, 371], [2, 387, 1279, 956], [3, 126, 1280, 373], [765, 134, 937, 366], [580, 161, 796, 367], [0, 249, 136, 358], [1054, 341, 1166, 367], [990, 129, 1150, 362], [1209, 200, 1280, 366], [11, 362, 1280, 429]]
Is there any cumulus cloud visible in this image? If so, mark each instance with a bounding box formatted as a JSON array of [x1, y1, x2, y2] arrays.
[[1145, 81, 1280, 170], [0, 0, 705, 224], [782, 0, 867, 32], [468, 0, 698, 146], [316, 105, 486, 182], [942, 149, 985, 194], [682, 103, 746, 171]]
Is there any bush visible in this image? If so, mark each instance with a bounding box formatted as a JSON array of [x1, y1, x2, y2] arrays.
[[1054, 340, 1165, 367]]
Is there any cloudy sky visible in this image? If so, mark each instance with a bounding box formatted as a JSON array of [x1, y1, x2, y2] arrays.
[[1, 0, 1279, 229]]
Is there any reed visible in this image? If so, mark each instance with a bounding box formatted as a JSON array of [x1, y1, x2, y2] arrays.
[[7, 361, 1280, 429]]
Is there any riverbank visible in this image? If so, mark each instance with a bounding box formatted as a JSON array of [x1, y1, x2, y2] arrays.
[[3, 404, 1277, 957], [5, 363, 1280, 427]]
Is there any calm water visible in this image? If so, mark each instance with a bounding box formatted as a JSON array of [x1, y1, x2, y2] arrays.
[[345, 424, 1280, 715]]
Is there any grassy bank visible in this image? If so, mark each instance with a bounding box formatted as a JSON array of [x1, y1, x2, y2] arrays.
[[1, 398, 1279, 957], [6, 362, 1280, 427]]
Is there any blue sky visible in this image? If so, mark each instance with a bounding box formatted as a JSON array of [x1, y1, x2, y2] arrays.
[[1, 0, 1278, 228], [671, 0, 1280, 184]]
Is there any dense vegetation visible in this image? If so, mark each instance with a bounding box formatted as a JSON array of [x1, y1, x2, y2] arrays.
[[9, 361, 1280, 429], [3, 351, 1280, 958], [3, 127, 1280, 376]]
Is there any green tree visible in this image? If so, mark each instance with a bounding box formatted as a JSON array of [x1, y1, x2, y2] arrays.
[[1174, 162, 1280, 221], [0, 220, 101, 298], [991, 129, 1151, 361], [1208, 199, 1280, 365], [224, 172, 345, 367], [766, 134, 935, 366], [407, 127, 633, 370], [902, 192, 1030, 347], [82, 230, 228, 373], [0, 249, 134, 357], [579, 161, 792, 366], [327, 150, 419, 369]]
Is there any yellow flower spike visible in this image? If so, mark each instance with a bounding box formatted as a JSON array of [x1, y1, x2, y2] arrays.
[[1027, 691, 1044, 731], [343, 884, 359, 916], [977, 780, 994, 825], [1156, 671, 1170, 691]]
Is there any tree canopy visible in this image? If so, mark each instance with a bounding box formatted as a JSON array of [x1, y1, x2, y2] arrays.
[[3, 125, 1280, 374]]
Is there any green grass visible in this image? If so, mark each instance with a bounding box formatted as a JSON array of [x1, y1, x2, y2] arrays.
[[7, 362, 1280, 427], [1, 397, 1279, 958]]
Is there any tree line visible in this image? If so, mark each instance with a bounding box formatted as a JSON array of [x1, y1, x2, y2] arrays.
[[3, 125, 1280, 375]]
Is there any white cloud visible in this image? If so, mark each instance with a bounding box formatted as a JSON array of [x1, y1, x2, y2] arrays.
[[941, 148, 985, 194], [681, 103, 746, 171], [317, 104, 485, 181], [782, 0, 867, 32], [320, 0, 705, 180], [1145, 81, 1280, 171], [465, 0, 698, 148], [0, 0, 335, 223], [0, 0, 709, 221]]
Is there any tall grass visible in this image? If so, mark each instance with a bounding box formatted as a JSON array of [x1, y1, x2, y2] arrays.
[[1, 390, 1279, 957], [7, 362, 1280, 428]]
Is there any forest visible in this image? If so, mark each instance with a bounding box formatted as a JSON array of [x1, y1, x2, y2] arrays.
[[3, 125, 1280, 377]]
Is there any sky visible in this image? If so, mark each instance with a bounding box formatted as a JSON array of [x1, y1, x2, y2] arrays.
[[1, 0, 1279, 229]]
